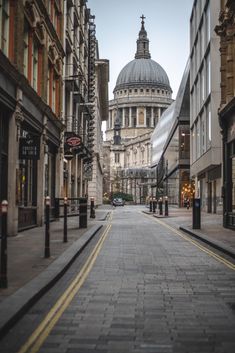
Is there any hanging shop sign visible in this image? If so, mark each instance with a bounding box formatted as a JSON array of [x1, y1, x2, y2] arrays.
[[64, 150, 74, 161], [65, 133, 81, 148], [19, 134, 40, 160]]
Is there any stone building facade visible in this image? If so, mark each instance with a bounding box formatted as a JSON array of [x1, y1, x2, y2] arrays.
[[0, 0, 109, 235], [0, 0, 64, 234], [104, 16, 173, 203], [215, 0, 235, 228]]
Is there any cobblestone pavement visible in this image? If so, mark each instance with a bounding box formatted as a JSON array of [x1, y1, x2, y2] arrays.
[[2, 205, 235, 353]]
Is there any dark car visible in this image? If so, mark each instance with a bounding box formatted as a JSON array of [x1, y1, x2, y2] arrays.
[[112, 198, 125, 206]]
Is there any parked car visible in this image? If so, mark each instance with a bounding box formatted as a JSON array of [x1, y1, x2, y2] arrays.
[[112, 198, 125, 206]]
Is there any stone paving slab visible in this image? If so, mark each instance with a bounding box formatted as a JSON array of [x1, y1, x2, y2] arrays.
[[0, 223, 103, 338]]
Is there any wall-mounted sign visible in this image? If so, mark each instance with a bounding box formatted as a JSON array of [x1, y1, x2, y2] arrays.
[[19, 134, 40, 160], [65, 133, 81, 148]]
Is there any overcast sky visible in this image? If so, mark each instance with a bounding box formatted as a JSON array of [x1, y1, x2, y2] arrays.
[[87, 0, 194, 99]]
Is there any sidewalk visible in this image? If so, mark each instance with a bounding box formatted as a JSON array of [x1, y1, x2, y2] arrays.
[[0, 206, 111, 338], [144, 206, 235, 258]]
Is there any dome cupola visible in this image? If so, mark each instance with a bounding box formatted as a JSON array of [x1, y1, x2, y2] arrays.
[[114, 16, 172, 93]]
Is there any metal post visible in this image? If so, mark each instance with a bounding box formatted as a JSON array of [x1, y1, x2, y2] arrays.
[[64, 197, 68, 243], [159, 197, 163, 215], [165, 196, 169, 216], [90, 197, 96, 218], [0, 200, 8, 288], [79, 197, 88, 228], [149, 199, 153, 212], [152, 199, 156, 213], [44, 196, 50, 258]]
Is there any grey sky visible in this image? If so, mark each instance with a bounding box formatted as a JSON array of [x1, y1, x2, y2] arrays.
[[87, 0, 194, 99]]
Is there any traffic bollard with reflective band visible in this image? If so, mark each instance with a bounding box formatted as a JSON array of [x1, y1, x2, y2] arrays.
[[90, 197, 96, 218], [44, 196, 51, 258], [64, 197, 68, 243], [0, 200, 8, 288], [79, 197, 88, 228], [192, 198, 201, 229]]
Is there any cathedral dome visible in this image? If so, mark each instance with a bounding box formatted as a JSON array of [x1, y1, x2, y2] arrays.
[[114, 58, 171, 92], [114, 15, 172, 93]]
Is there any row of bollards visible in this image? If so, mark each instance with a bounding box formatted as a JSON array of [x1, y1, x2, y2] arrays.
[[149, 197, 168, 217], [44, 196, 90, 259], [0, 196, 94, 288]]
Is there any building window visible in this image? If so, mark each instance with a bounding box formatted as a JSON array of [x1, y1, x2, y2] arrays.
[[0, 0, 9, 56], [115, 153, 120, 164], [125, 108, 129, 127], [205, 4, 210, 46], [23, 21, 29, 77], [32, 40, 38, 91], [206, 103, 211, 148], [131, 107, 137, 127], [201, 112, 206, 154], [146, 107, 151, 127], [206, 53, 211, 96]]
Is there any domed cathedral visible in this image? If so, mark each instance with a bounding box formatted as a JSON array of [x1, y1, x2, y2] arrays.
[[103, 16, 173, 204]]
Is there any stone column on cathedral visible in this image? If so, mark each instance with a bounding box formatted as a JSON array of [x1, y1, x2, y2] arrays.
[[158, 107, 161, 119], [151, 107, 154, 127], [122, 108, 125, 127], [129, 107, 132, 127]]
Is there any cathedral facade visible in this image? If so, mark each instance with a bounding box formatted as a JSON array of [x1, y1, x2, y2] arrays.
[[104, 16, 173, 203]]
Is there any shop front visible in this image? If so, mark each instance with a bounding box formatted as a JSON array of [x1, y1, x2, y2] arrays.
[[17, 126, 40, 230]]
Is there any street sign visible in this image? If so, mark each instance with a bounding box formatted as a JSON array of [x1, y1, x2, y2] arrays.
[[65, 136, 81, 147], [19, 134, 40, 160], [64, 151, 74, 161], [64, 132, 81, 148]]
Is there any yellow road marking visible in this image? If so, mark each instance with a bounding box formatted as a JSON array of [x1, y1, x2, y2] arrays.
[[18, 224, 112, 353], [143, 212, 235, 271]]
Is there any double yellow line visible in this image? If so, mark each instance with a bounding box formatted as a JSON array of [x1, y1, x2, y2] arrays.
[[144, 213, 235, 271], [18, 223, 112, 353]]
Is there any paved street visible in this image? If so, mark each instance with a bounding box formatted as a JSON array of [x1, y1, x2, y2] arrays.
[[1, 206, 235, 353]]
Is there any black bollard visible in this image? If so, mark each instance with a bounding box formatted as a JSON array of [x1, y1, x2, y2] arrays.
[[159, 198, 163, 215], [153, 199, 156, 213], [165, 197, 169, 216], [149, 200, 153, 212], [79, 197, 88, 228], [90, 197, 96, 218], [0, 200, 8, 288], [63, 197, 68, 243], [44, 196, 50, 258], [192, 198, 201, 229]]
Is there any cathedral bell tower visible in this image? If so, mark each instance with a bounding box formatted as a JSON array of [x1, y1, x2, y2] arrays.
[[135, 15, 151, 59]]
